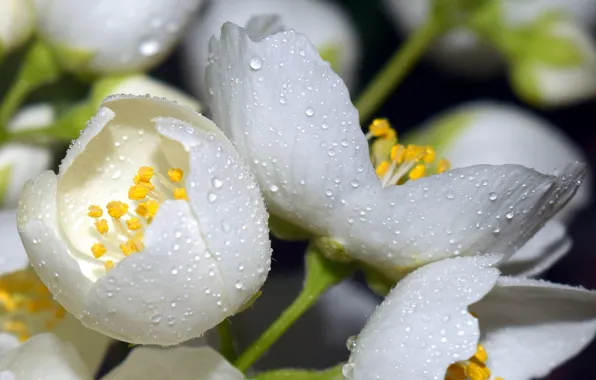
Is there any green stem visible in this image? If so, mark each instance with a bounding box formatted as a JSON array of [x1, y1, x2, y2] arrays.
[[234, 245, 355, 373], [355, 16, 446, 123], [217, 319, 238, 362], [0, 40, 60, 131]]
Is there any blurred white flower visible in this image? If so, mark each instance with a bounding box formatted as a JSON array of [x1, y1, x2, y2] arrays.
[[510, 17, 596, 107], [0, 210, 112, 374], [0, 0, 34, 57], [346, 256, 596, 380], [182, 0, 361, 99], [382, 0, 596, 80], [0, 103, 55, 207], [411, 101, 591, 276], [0, 333, 241, 380], [17, 96, 271, 345], [205, 21, 584, 279], [32, 0, 206, 74]]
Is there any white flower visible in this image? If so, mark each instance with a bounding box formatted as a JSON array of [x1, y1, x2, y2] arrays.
[[0, 210, 111, 373], [0, 0, 34, 56], [17, 95, 271, 345], [0, 104, 55, 207], [182, 0, 361, 99], [412, 101, 591, 276], [510, 18, 596, 107], [346, 255, 596, 380], [32, 0, 206, 74], [381, 0, 596, 80], [205, 21, 584, 279], [0, 333, 242, 379]]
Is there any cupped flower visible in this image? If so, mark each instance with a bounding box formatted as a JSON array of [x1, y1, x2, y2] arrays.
[[0, 210, 111, 373], [0, 103, 55, 207], [0, 0, 34, 58], [205, 21, 584, 279], [410, 101, 591, 276], [32, 0, 206, 74], [182, 0, 361, 99], [0, 333, 242, 379], [17, 95, 271, 345], [346, 256, 596, 380]]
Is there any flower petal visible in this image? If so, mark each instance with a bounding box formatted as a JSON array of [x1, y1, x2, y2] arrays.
[[471, 276, 596, 380], [348, 256, 501, 380], [102, 345, 243, 380], [0, 333, 92, 380], [17, 171, 93, 317], [206, 22, 379, 235], [0, 210, 28, 276], [499, 221, 571, 277], [83, 200, 229, 345], [244, 14, 284, 41], [339, 164, 584, 276]]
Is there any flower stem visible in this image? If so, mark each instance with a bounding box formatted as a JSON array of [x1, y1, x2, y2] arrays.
[[0, 40, 60, 134], [355, 16, 446, 123], [233, 245, 355, 373], [217, 319, 238, 362]]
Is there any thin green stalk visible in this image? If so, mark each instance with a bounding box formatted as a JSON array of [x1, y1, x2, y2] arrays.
[[355, 17, 446, 123], [234, 246, 354, 372], [217, 319, 238, 362]]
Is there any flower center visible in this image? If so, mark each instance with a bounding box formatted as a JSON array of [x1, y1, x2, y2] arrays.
[[0, 269, 65, 342], [86, 166, 187, 272], [445, 344, 504, 380], [367, 118, 450, 186]]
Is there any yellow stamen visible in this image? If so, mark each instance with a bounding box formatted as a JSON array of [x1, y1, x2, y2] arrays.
[[368, 118, 395, 139], [474, 345, 488, 363], [408, 164, 426, 180], [390, 144, 405, 164], [136, 200, 160, 219], [104, 260, 115, 271], [126, 217, 142, 231], [137, 166, 154, 182], [0, 291, 17, 312], [404, 144, 425, 162], [424, 146, 436, 163], [87, 205, 103, 218], [91, 243, 107, 258], [94, 219, 109, 235], [3, 321, 30, 342], [173, 188, 188, 200], [106, 201, 129, 219], [375, 161, 391, 177], [168, 168, 184, 183], [128, 185, 150, 201], [438, 159, 451, 174], [444, 344, 499, 380]]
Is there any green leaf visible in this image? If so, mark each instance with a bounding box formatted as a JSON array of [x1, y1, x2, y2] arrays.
[[0, 165, 13, 205], [252, 365, 344, 380]]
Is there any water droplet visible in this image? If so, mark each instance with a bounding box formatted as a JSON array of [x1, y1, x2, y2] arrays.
[[506, 211, 514, 220], [444, 190, 455, 200], [488, 192, 497, 201], [350, 179, 359, 188], [235, 281, 243, 290], [151, 314, 162, 324], [305, 107, 315, 117], [212, 177, 223, 189], [208, 192, 218, 203], [269, 184, 279, 192], [346, 335, 358, 351], [249, 57, 263, 70]]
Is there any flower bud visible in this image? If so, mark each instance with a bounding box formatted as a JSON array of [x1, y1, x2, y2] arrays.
[[0, 0, 34, 57]]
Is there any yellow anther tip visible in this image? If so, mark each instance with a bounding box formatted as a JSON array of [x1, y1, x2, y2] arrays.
[[173, 188, 188, 200], [94, 219, 109, 235], [137, 166, 154, 181], [438, 159, 451, 174], [369, 118, 396, 139], [104, 260, 114, 271], [106, 201, 129, 219], [87, 205, 103, 218], [375, 161, 391, 177], [126, 217, 142, 231], [408, 164, 426, 181], [128, 185, 150, 201], [91, 243, 107, 258], [168, 168, 184, 183]]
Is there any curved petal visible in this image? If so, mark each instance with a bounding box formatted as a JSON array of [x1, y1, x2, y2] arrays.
[[499, 221, 571, 277], [103, 346, 242, 380], [471, 276, 596, 380], [348, 256, 501, 380], [206, 22, 379, 236], [0, 333, 92, 380], [0, 210, 28, 276], [83, 201, 229, 345], [0, 334, 19, 355], [17, 171, 93, 317], [339, 164, 584, 276]]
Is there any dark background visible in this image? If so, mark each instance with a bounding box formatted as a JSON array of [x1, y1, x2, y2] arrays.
[[155, 0, 595, 377]]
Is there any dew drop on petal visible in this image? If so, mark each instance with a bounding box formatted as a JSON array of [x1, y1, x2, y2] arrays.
[[249, 57, 263, 70], [305, 107, 315, 117], [488, 192, 498, 201]]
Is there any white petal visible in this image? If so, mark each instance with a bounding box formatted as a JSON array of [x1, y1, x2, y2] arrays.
[[499, 221, 571, 277], [82, 201, 229, 345], [0, 210, 28, 276], [207, 23, 379, 236], [0, 0, 34, 52], [17, 171, 93, 317], [34, 0, 205, 73], [340, 164, 584, 275], [0, 333, 92, 380], [244, 14, 284, 41], [423, 101, 590, 222], [103, 345, 243, 380], [0, 334, 19, 355], [185, 0, 361, 98], [471, 276, 596, 380], [348, 256, 501, 380]]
